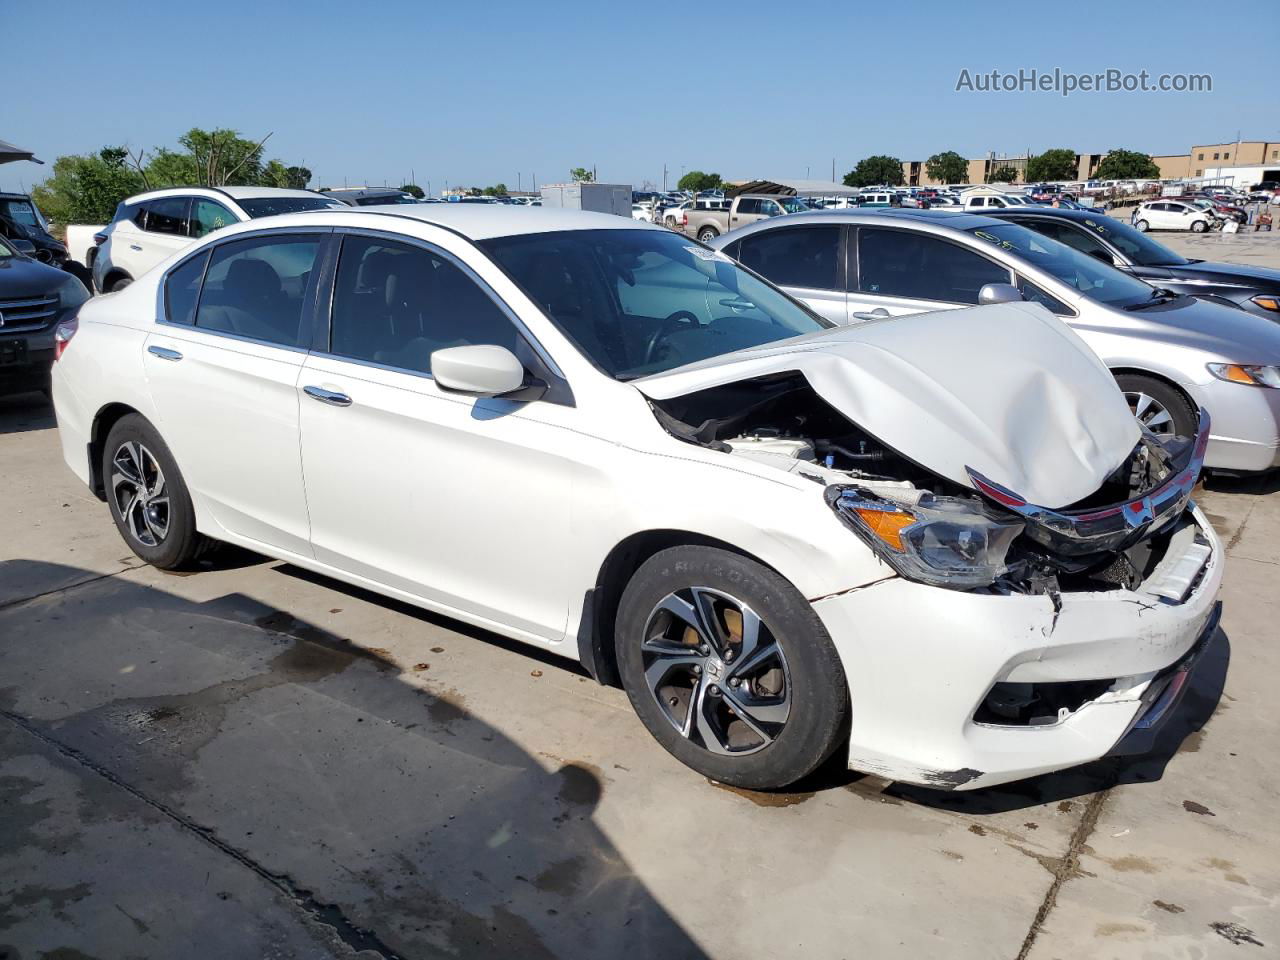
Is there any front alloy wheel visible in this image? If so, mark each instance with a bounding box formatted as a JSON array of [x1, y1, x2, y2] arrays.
[[642, 587, 790, 755], [111, 441, 169, 546]]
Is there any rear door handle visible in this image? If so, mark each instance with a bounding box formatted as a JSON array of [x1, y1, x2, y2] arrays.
[[147, 345, 183, 361], [303, 385, 352, 407]]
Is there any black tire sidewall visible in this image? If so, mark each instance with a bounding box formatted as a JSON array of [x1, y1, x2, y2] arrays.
[[616, 546, 848, 790], [1114, 373, 1197, 438], [102, 414, 203, 569]]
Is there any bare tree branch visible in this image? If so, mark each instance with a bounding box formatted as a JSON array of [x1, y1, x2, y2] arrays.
[[125, 146, 152, 192], [219, 132, 273, 186]]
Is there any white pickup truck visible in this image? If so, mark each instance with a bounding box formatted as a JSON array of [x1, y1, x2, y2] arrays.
[[64, 223, 106, 275]]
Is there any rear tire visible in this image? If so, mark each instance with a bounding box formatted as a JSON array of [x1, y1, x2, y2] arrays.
[[696, 227, 719, 243], [109, 276, 132, 292], [1114, 373, 1197, 440], [1134, 219, 1150, 232], [615, 546, 848, 790], [103, 414, 212, 569]]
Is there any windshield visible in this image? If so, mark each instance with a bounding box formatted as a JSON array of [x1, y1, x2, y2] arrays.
[[1076, 215, 1188, 266], [0, 198, 43, 231], [967, 222, 1159, 308], [238, 196, 343, 218], [481, 228, 830, 380]]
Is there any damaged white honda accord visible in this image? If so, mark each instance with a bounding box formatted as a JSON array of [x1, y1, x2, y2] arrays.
[[50, 206, 1222, 791]]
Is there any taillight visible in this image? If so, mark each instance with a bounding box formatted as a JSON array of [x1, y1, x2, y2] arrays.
[[682, 212, 688, 225], [54, 317, 78, 361]]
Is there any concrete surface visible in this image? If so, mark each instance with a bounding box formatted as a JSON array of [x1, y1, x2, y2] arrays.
[[0, 389, 1277, 960]]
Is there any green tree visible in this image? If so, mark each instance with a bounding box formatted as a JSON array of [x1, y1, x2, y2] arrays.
[[144, 147, 201, 188], [399, 183, 425, 199], [1025, 148, 1078, 183], [570, 167, 593, 182], [1094, 149, 1161, 181], [925, 150, 967, 185], [177, 128, 271, 186], [677, 170, 723, 192], [842, 155, 904, 188], [30, 147, 146, 224], [986, 165, 1018, 184], [482, 183, 509, 196]]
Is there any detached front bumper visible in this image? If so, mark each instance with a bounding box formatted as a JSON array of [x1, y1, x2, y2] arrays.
[[813, 503, 1223, 791]]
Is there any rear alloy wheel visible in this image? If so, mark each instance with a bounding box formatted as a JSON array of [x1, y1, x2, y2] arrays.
[[1134, 219, 1150, 232], [103, 414, 211, 569], [1115, 374, 1197, 440], [616, 546, 848, 789], [696, 227, 719, 243]]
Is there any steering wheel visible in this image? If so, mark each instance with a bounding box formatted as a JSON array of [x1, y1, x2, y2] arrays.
[[643, 310, 700, 367]]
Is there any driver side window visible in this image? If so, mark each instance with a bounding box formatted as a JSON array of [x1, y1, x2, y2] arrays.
[[328, 236, 519, 375]]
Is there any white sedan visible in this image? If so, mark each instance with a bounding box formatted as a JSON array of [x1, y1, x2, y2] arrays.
[[50, 206, 1222, 791]]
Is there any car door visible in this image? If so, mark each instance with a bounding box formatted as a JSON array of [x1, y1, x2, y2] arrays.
[[127, 196, 195, 278], [847, 225, 1013, 321], [729, 197, 761, 230], [143, 230, 328, 557], [296, 231, 576, 642], [732, 224, 846, 323]]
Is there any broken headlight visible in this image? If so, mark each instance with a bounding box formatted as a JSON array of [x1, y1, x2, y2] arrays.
[[826, 486, 1023, 589]]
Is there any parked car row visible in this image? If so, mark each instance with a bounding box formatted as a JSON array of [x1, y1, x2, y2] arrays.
[[49, 203, 1228, 793]]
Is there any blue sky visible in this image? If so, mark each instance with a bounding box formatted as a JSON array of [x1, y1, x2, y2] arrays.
[[3, 0, 1276, 195]]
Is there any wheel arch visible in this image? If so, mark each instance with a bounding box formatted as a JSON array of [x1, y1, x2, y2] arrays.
[[576, 529, 789, 688], [88, 402, 145, 500], [102, 267, 133, 290]]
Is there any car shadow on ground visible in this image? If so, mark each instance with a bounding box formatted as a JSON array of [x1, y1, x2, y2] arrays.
[[1204, 471, 1280, 496], [0, 559, 708, 959], [0, 391, 54, 435]]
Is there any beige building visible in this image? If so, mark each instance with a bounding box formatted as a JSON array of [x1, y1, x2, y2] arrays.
[[899, 140, 1279, 187]]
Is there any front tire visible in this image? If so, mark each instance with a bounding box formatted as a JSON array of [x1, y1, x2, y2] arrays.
[[1134, 219, 1150, 232], [1115, 373, 1197, 440], [1191, 219, 1208, 233], [616, 546, 848, 790], [103, 414, 211, 569]]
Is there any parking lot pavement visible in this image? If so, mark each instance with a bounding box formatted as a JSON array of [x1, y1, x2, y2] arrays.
[[1, 391, 1276, 959], [1156, 225, 1280, 270]]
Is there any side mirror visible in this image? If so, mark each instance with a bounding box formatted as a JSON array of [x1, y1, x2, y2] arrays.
[[10, 238, 36, 255], [978, 283, 1025, 305], [1088, 249, 1115, 266], [431, 344, 543, 400]]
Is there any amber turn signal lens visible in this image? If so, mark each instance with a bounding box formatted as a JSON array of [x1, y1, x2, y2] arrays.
[[1252, 296, 1280, 312], [852, 508, 915, 551], [1216, 364, 1257, 384]]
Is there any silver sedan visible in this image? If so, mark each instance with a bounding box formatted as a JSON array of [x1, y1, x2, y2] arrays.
[[712, 209, 1280, 473]]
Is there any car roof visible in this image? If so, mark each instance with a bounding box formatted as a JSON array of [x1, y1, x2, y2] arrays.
[[123, 186, 332, 205], [233, 204, 659, 241]]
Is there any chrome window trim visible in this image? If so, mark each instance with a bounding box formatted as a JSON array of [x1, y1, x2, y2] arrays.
[[322, 226, 566, 381]]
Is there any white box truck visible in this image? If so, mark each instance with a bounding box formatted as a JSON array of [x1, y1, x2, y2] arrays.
[[540, 182, 631, 217]]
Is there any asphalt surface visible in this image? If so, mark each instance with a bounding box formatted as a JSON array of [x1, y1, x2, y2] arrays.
[[2, 238, 1279, 958]]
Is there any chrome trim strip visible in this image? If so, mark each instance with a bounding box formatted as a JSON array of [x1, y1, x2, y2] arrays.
[[966, 408, 1210, 553]]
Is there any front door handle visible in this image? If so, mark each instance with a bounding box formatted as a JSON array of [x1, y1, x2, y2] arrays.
[[147, 345, 183, 361], [851, 308, 891, 321], [303, 385, 352, 407], [129, 244, 143, 251]]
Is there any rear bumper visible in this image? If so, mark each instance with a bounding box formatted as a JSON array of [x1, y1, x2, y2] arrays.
[[813, 504, 1223, 791]]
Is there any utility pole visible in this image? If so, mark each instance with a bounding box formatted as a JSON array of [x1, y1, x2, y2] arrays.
[[518, 172, 522, 192], [663, 163, 668, 191], [832, 158, 835, 181]]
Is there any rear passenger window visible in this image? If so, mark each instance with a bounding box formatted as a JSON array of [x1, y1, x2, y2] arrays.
[[858, 228, 1010, 303], [194, 235, 320, 347], [143, 197, 191, 236], [736, 226, 841, 290], [328, 236, 518, 374], [164, 252, 209, 326]]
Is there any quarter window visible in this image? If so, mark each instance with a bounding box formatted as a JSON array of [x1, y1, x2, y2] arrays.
[[1017, 277, 1073, 316], [164, 252, 209, 325], [857, 228, 1009, 303], [194, 235, 320, 347], [191, 199, 237, 238], [736, 226, 841, 290], [143, 197, 191, 237], [328, 236, 518, 374]]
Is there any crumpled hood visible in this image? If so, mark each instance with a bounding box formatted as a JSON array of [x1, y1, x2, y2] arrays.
[[635, 301, 1140, 509]]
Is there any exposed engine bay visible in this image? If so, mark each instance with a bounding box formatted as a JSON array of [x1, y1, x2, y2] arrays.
[[650, 371, 1210, 598]]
